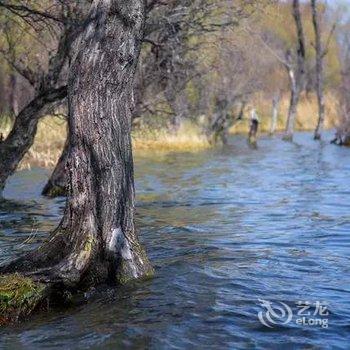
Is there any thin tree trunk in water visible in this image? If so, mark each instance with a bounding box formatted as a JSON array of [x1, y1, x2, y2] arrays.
[[311, 0, 326, 140], [0, 0, 153, 324], [270, 93, 280, 135], [0, 87, 67, 194], [208, 98, 230, 145], [284, 68, 300, 140], [248, 109, 259, 146], [42, 131, 69, 197], [283, 0, 306, 141]]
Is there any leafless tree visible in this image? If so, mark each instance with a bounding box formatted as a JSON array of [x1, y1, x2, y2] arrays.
[[137, 0, 268, 128], [283, 0, 306, 141], [311, 0, 326, 140], [332, 20, 350, 146], [0, 0, 153, 324], [0, 1, 88, 193]]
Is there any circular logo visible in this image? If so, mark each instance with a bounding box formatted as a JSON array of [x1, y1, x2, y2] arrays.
[[258, 299, 293, 328]]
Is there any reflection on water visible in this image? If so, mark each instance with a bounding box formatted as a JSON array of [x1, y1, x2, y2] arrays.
[[1, 132, 350, 349]]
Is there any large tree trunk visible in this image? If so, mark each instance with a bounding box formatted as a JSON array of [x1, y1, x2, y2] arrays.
[[0, 0, 153, 324], [0, 87, 67, 193], [311, 0, 326, 140], [42, 132, 69, 197]]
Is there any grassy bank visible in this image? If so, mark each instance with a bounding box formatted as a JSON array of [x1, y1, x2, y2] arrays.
[[0, 117, 211, 170], [0, 92, 338, 170], [133, 122, 210, 155]]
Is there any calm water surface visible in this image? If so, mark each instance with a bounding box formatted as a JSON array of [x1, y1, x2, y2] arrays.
[[0, 132, 349, 349]]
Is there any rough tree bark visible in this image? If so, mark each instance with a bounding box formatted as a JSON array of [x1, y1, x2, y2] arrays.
[[0, 0, 153, 324], [283, 0, 306, 141], [0, 86, 67, 193], [311, 0, 326, 140]]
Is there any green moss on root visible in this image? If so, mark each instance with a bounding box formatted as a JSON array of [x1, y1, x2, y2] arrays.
[[0, 274, 46, 325], [116, 242, 154, 285]]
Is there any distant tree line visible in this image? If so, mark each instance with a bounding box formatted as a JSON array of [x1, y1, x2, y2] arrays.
[[0, 0, 349, 195]]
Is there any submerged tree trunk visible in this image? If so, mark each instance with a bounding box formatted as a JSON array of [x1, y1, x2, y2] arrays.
[[42, 132, 69, 197], [283, 0, 306, 141], [0, 0, 153, 324], [208, 98, 230, 145], [284, 66, 300, 140], [248, 108, 259, 147], [270, 93, 280, 135], [0, 87, 67, 193], [332, 73, 350, 146], [311, 0, 326, 140]]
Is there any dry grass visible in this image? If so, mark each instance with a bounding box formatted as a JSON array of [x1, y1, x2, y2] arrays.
[[0, 117, 210, 170], [21, 117, 66, 170], [132, 121, 210, 154], [0, 93, 339, 170], [25, 117, 67, 170], [0, 116, 67, 170]]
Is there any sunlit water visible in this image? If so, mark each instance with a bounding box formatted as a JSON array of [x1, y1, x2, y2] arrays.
[[0, 132, 349, 349]]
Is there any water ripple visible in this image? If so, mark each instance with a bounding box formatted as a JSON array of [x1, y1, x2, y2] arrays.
[[0, 132, 349, 349]]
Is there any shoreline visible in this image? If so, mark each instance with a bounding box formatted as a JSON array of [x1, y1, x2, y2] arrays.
[[0, 93, 338, 170]]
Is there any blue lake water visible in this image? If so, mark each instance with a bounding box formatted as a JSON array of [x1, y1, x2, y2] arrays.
[[0, 132, 349, 349]]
